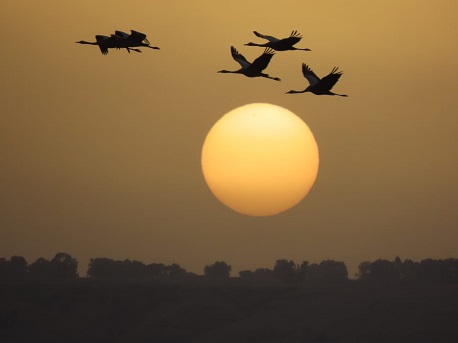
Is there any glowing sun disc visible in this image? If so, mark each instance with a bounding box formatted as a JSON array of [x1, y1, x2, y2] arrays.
[[201, 103, 319, 216]]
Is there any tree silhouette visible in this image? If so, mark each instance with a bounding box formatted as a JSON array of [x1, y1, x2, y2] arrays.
[[296, 261, 309, 281], [357, 257, 458, 284], [51, 252, 78, 279], [357, 261, 371, 280], [0, 253, 456, 284], [315, 260, 348, 282], [204, 261, 231, 277], [0, 256, 27, 279], [87, 258, 189, 279], [27, 253, 78, 279], [272, 259, 297, 282], [28, 257, 53, 278], [122, 259, 146, 278], [253, 268, 273, 280], [87, 258, 118, 278], [165, 263, 187, 277], [358, 259, 399, 282]]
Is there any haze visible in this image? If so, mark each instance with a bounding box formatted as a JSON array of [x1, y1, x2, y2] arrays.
[[1, 1, 457, 277]]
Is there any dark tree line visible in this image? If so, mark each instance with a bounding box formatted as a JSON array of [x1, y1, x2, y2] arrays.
[[357, 256, 458, 283], [1, 253, 457, 284], [87, 258, 191, 279], [238, 257, 458, 284], [239, 259, 348, 283], [87, 260, 233, 279], [0, 253, 78, 280]]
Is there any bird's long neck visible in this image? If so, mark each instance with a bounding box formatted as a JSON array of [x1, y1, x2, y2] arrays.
[[245, 42, 267, 47], [218, 70, 241, 74], [286, 89, 307, 94], [77, 41, 98, 45]]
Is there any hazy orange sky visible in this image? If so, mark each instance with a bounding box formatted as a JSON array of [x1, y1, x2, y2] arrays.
[[1, 1, 457, 277]]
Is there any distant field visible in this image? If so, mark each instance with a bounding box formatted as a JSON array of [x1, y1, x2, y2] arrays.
[[1, 278, 457, 342]]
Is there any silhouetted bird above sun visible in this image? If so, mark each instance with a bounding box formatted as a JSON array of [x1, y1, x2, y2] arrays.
[[75, 35, 141, 55], [113, 30, 160, 51], [286, 63, 348, 97], [245, 30, 311, 52], [218, 46, 281, 81]]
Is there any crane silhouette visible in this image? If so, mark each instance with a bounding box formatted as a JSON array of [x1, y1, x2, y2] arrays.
[[218, 46, 281, 81], [286, 63, 348, 96], [245, 30, 311, 52], [113, 30, 160, 51], [75, 35, 141, 55]]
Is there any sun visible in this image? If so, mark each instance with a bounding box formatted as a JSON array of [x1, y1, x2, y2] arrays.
[[201, 103, 319, 216]]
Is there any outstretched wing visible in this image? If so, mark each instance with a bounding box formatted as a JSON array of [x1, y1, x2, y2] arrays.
[[253, 31, 279, 43], [250, 48, 275, 72], [279, 30, 302, 46], [130, 30, 147, 39], [231, 46, 251, 69], [318, 67, 343, 91], [114, 30, 129, 38], [301, 63, 321, 86], [95, 35, 109, 55], [130, 30, 150, 44], [110, 31, 130, 48], [95, 35, 108, 42]]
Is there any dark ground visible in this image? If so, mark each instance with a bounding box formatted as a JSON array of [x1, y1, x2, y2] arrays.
[[1, 278, 457, 342]]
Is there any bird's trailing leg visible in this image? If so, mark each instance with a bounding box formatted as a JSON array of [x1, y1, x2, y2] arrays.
[[263, 74, 281, 82], [126, 47, 142, 53]]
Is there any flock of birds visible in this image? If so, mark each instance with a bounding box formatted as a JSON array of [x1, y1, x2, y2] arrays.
[[76, 30, 159, 55], [76, 29, 347, 97]]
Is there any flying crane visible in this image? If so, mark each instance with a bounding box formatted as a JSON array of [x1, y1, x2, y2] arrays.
[[218, 46, 281, 81]]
